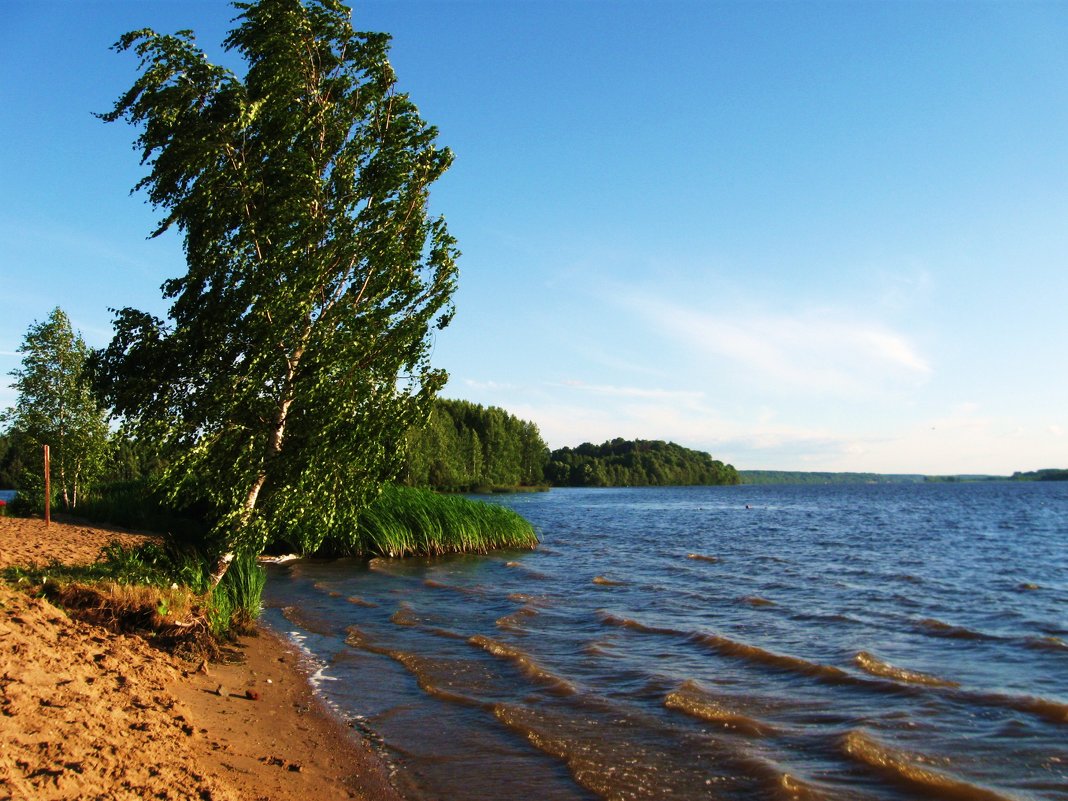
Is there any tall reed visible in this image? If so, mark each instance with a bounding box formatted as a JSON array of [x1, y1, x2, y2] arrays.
[[352, 484, 538, 558], [210, 552, 266, 636]]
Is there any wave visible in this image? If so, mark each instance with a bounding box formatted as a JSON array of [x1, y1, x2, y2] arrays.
[[496, 606, 539, 632], [894, 573, 924, 584], [468, 635, 576, 696], [507, 592, 546, 605], [346, 595, 378, 608], [367, 557, 408, 576], [958, 689, 1068, 725], [493, 702, 819, 801], [686, 553, 721, 563], [598, 611, 679, 637], [503, 561, 549, 580], [390, 605, 419, 627], [390, 651, 489, 709], [592, 575, 626, 586], [581, 640, 620, 658], [774, 772, 832, 801], [597, 611, 905, 691], [663, 680, 779, 737], [742, 595, 776, 607], [343, 625, 392, 657], [1025, 636, 1068, 652], [914, 617, 994, 641], [280, 605, 336, 637], [854, 651, 959, 688], [689, 631, 865, 686], [841, 730, 1018, 801]]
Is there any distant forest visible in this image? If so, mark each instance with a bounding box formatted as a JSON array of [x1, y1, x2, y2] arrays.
[[0, 398, 732, 494], [545, 439, 739, 487], [740, 471, 929, 485], [399, 399, 739, 490], [741, 469, 1068, 484], [400, 399, 548, 491], [1010, 468, 1068, 482]]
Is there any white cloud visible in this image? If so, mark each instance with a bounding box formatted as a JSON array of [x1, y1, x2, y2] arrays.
[[620, 295, 931, 399], [553, 380, 706, 405]]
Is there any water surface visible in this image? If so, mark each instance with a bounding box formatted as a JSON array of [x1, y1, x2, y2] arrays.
[[263, 482, 1068, 800]]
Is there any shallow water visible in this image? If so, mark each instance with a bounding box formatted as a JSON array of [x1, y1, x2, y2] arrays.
[[262, 482, 1068, 800]]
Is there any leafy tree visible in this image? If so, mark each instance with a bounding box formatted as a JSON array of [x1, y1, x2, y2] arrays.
[[400, 399, 549, 491], [545, 439, 739, 487], [2, 308, 111, 511], [95, 0, 458, 582]]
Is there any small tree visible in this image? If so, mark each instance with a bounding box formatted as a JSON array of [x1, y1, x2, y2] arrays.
[[95, 0, 458, 582], [2, 308, 111, 511]]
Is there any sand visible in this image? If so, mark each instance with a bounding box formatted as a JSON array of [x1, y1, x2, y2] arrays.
[[0, 515, 404, 801]]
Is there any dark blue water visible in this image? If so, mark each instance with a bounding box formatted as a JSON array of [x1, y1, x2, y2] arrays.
[[262, 482, 1068, 800]]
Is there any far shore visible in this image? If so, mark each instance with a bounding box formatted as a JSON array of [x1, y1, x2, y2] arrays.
[[0, 514, 405, 801]]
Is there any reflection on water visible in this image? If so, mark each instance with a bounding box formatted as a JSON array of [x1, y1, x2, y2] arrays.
[[263, 482, 1068, 800]]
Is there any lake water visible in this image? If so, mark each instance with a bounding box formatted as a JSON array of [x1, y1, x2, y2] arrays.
[[261, 482, 1068, 800]]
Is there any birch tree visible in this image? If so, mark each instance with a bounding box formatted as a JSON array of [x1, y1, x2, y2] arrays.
[[95, 0, 458, 582], [3, 308, 111, 511]]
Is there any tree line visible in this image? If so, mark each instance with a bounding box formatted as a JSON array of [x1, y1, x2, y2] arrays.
[[1, 319, 738, 506], [400, 399, 548, 491], [401, 410, 739, 490], [545, 438, 739, 487]]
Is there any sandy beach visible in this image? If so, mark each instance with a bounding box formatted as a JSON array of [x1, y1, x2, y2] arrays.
[[0, 515, 404, 801]]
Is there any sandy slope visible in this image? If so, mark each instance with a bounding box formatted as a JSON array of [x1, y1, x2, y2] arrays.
[[0, 515, 403, 801]]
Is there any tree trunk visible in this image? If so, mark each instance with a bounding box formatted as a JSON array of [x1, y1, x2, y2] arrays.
[[209, 551, 234, 588], [209, 350, 301, 589]]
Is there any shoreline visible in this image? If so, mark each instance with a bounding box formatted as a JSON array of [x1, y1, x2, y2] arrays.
[[0, 515, 405, 801]]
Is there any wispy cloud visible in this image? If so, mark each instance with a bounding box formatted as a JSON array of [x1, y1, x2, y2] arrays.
[[620, 295, 931, 398], [460, 379, 519, 393], [554, 380, 706, 405]]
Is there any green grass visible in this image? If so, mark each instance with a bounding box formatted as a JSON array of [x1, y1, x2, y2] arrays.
[[3, 540, 210, 592], [350, 484, 538, 558], [210, 552, 266, 636], [1, 539, 265, 643]]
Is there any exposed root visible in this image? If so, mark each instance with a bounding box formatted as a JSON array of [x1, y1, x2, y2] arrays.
[[36, 581, 225, 663]]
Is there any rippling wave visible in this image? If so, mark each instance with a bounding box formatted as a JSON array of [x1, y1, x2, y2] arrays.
[[663, 680, 779, 737], [854, 651, 959, 687], [914, 617, 995, 641], [841, 730, 1017, 801], [686, 553, 721, 563], [468, 635, 576, 696], [263, 482, 1068, 801]]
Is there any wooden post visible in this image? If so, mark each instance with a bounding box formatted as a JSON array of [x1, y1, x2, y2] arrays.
[[43, 444, 50, 527]]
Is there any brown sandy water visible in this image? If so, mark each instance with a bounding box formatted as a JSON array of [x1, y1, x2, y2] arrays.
[[264, 482, 1068, 800]]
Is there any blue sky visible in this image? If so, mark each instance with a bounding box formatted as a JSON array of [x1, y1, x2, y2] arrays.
[[2, 1, 1066, 475]]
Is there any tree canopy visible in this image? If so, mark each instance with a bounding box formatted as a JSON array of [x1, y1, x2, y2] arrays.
[[94, 0, 458, 580], [545, 438, 739, 487], [401, 399, 549, 491], [1, 308, 111, 510]]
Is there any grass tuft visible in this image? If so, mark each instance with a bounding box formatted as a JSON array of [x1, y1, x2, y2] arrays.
[[210, 552, 266, 637], [347, 484, 538, 558]]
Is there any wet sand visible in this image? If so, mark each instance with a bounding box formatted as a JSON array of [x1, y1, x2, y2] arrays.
[[0, 515, 403, 801]]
